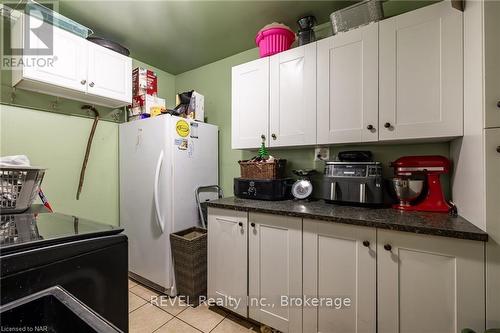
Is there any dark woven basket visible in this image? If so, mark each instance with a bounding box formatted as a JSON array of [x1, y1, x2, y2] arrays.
[[170, 227, 207, 306], [239, 159, 287, 179]]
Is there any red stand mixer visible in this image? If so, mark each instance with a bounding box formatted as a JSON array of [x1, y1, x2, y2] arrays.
[[391, 156, 452, 213]]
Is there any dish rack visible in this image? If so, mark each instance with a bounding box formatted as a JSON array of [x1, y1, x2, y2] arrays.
[[0, 167, 45, 214]]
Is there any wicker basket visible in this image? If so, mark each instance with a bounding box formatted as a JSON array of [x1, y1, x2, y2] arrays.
[[239, 159, 286, 179], [170, 227, 207, 306]]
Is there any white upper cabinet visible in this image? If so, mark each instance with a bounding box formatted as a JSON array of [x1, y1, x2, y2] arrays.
[[317, 22, 379, 144], [11, 13, 132, 108], [484, 1, 500, 128], [87, 42, 132, 104], [16, 16, 88, 93], [379, 1, 463, 140], [269, 43, 317, 147], [231, 58, 269, 149], [378, 230, 485, 333]]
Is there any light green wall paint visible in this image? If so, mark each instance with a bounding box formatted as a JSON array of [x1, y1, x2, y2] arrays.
[[175, 48, 451, 198], [1, 104, 119, 224]]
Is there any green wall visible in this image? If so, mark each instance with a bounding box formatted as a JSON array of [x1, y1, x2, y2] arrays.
[[0, 104, 120, 224], [176, 48, 451, 197]]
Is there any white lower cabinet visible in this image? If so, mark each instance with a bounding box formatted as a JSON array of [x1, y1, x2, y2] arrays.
[[303, 219, 376, 333], [207, 208, 248, 317], [377, 229, 485, 333], [485, 128, 500, 327], [248, 213, 302, 333], [208, 209, 486, 333]]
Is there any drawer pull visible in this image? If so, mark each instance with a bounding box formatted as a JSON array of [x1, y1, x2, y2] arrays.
[[362, 240, 370, 247], [384, 244, 392, 251], [384, 122, 391, 129], [497, 146, 500, 153], [250, 222, 256, 228]]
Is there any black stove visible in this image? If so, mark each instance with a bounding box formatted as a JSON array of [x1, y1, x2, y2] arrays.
[[0, 207, 129, 332], [0, 208, 122, 255]]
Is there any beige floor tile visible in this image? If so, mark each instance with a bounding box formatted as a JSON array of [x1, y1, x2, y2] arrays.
[[155, 318, 201, 333], [211, 315, 259, 333], [177, 303, 226, 332], [151, 296, 189, 316], [130, 284, 160, 302], [129, 292, 147, 313], [129, 303, 173, 333], [129, 278, 138, 289]]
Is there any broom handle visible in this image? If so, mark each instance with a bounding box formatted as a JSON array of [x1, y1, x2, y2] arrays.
[[76, 112, 99, 200]]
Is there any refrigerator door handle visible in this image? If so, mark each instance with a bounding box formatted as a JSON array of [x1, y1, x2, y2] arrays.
[[154, 150, 165, 233]]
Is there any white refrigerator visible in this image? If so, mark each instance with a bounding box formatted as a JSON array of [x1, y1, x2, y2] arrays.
[[119, 115, 218, 295]]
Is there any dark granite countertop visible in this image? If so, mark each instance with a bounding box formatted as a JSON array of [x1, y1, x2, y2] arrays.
[[206, 197, 488, 242]]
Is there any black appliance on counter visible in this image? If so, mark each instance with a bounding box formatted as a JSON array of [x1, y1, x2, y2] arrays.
[[0, 207, 128, 332], [234, 178, 293, 201], [313, 151, 386, 206]]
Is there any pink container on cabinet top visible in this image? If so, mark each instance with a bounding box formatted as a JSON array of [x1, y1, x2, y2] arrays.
[[255, 23, 296, 58]]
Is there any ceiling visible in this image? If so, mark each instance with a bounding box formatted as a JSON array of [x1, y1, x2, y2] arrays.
[[57, 0, 437, 75]]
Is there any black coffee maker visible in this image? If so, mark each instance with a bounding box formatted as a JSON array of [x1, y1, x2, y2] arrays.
[[297, 16, 316, 46]]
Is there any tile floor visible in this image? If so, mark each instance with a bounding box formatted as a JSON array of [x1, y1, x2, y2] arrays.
[[128, 278, 260, 333]]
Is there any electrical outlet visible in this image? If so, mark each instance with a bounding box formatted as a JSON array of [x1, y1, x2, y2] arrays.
[[314, 147, 329, 161]]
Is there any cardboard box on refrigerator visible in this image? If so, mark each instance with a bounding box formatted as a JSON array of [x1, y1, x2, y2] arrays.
[[188, 91, 204, 122], [128, 94, 166, 118], [132, 67, 158, 97]]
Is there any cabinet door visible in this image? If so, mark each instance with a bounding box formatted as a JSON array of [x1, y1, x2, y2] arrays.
[[87, 42, 132, 103], [269, 43, 316, 147], [485, 128, 500, 327], [379, 1, 463, 140], [248, 213, 302, 333], [207, 208, 248, 317], [20, 15, 88, 93], [231, 58, 269, 149], [303, 220, 376, 333], [484, 1, 500, 128], [317, 23, 378, 144], [378, 229, 485, 333]]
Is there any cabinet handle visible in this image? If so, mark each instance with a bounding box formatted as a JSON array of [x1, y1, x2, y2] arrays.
[[238, 222, 243, 227], [89, 82, 95, 87], [80, 79, 86, 85], [496, 146, 500, 153], [362, 240, 370, 247], [384, 244, 392, 251], [250, 222, 256, 228], [366, 125, 374, 131], [271, 134, 277, 140], [261, 134, 266, 140], [497, 101, 500, 108], [384, 122, 391, 129]]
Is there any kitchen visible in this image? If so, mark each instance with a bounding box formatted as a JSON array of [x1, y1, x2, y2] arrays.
[[0, 0, 499, 332]]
